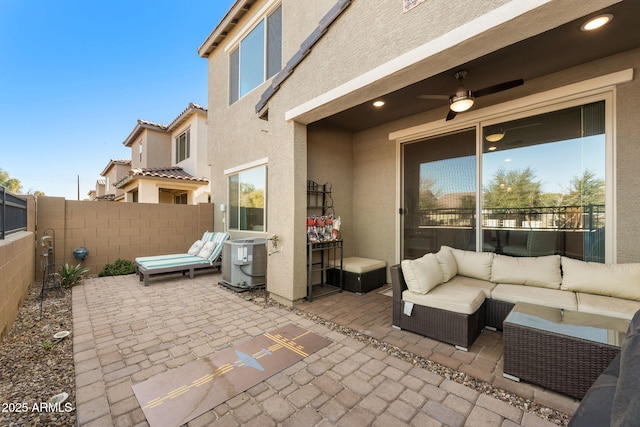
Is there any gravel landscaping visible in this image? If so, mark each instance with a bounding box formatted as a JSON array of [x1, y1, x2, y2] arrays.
[[0, 284, 75, 427]]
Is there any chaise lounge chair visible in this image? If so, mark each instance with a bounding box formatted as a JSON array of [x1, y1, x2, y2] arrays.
[[135, 231, 230, 286]]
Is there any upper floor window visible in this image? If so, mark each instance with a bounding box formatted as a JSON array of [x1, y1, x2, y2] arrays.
[[139, 141, 143, 162], [229, 5, 282, 104], [175, 130, 190, 163]]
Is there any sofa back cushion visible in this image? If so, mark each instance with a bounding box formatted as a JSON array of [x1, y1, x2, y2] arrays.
[[450, 248, 493, 281], [401, 253, 443, 294], [436, 246, 458, 282], [491, 254, 561, 289], [561, 257, 640, 301]]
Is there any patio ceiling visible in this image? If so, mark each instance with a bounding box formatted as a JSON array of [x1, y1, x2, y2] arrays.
[[321, 1, 640, 132]]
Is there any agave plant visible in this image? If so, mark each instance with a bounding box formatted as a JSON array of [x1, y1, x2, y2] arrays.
[[59, 263, 90, 288]]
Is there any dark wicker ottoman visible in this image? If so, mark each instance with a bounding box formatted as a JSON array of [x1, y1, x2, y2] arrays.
[[327, 257, 387, 294], [503, 302, 630, 399]]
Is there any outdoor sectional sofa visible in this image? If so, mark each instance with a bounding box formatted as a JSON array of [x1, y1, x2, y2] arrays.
[[391, 246, 640, 350], [135, 231, 230, 286]]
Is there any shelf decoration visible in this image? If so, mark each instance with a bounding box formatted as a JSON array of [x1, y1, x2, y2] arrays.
[[307, 215, 341, 242]]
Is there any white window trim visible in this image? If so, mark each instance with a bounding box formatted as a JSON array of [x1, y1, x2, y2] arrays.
[[224, 157, 269, 176], [224, 0, 281, 53], [175, 127, 191, 164], [225, 159, 268, 233], [393, 69, 632, 264]]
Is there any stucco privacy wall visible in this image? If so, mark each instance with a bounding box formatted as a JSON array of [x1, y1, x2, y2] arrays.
[[0, 196, 35, 341], [0, 231, 35, 341], [35, 196, 214, 277]]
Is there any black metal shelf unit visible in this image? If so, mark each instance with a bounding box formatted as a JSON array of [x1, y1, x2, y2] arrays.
[[306, 180, 341, 301]]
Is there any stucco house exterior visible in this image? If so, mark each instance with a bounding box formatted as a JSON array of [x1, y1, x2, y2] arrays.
[[97, 159, 131, 201], [198, 0, 640, 305], [88, 178, 106, 201], [116, 103, 210, 204]]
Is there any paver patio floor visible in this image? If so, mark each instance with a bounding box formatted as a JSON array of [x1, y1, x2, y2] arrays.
[[73, 272, 577, 426]]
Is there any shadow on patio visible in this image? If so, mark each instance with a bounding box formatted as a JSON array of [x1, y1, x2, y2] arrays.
[[72, 271, 575, 426]]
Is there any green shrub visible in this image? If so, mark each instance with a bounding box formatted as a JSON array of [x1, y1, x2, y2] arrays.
[[99, 259, 136, 277], [59, 263, 90, 288]]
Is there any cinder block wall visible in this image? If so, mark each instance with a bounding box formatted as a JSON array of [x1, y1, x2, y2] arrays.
[[0, 231, 35, 341], [35, 197, 214, 276]]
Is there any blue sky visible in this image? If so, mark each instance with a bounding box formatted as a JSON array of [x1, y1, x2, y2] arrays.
[[0, 0, 235, 199]]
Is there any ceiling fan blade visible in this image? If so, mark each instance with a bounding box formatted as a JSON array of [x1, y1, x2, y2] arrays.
[[445, 109, 458, 121], [418, 94, 449, 100], [472, 79, 524, 98]]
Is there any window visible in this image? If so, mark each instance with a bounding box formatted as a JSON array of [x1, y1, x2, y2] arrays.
[[139, 141, 143, 162], [229, 5, 282, 104], [175, 130, 190, 163], [228, 165, 266, 231], [174, 193, 188, 204], [402, 100, 608, 263]]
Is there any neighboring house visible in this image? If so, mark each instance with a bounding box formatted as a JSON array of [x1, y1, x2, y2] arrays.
[[98, 160, 131, 201], [115, 103, 210, 204], [199, 0, 640, 304], [88, 179, 106, 201]]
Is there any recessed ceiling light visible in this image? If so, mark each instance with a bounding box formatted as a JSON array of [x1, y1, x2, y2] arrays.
[[581, 14, 613, 31], [488, 146, 497, 151], [373, 100, 385, 107]]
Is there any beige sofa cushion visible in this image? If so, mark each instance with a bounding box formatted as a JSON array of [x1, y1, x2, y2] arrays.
[[561, 257, 640, 301], [450, 248, 494, 281], [491, 284, 578, 310], [436, 246, 458, 282], [443, 276, 495, 298], [402, 286, 484, 315], [491, 254, 561, 289], [576, 292, 640, 320], [401, 253, 443, 294]]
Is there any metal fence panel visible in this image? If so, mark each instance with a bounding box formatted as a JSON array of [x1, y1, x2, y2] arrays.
[[0, 186, 28, 239]]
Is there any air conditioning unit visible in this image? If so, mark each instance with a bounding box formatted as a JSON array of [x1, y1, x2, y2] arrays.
[[220, 238, 267, 290]]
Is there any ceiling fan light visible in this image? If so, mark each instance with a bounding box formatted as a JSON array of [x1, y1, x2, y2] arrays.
[[485, 132, 505, 142], [449, 91, 474, 112]]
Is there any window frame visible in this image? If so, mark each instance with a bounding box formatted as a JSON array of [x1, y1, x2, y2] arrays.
[[225, 160, 268, 232], [228, 3, 282, 104], [175, 128, 190, 163]]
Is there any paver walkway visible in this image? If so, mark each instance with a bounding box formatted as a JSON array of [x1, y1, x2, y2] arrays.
[[73, 273, 572, 426]]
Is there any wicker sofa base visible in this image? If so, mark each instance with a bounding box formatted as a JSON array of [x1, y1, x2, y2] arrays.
[[398, 301, 486, 350], [486, 299, 515, 330]]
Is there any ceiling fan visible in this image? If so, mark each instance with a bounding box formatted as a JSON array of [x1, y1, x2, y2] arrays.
[[420, 70, 524, 121]]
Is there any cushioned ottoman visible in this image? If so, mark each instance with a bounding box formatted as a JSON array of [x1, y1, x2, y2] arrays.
[[327, 257, 387, 294]]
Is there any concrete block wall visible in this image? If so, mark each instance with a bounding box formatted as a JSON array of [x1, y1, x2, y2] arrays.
[[0, 231, 35, 340], [35, 197, 214, 277]]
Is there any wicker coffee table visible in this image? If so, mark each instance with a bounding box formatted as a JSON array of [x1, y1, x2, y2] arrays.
[[503, 302, 629, 399]]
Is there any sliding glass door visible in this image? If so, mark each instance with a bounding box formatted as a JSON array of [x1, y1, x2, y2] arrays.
[[401, 100, 607, 262], [402, 129, 476, 258], [482, 101, 605, 262]]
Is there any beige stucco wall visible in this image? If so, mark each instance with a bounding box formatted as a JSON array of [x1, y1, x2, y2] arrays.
[[142, 129, 171, 169], [173, 112, 210, 182], [0, 196, 36, 341], [35, 196, 214, 276], [205, 0, 634, 303], [0, 231, 35, 341]]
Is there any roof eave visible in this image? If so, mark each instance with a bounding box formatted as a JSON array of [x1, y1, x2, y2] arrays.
[[198, 0, 252, 58]]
